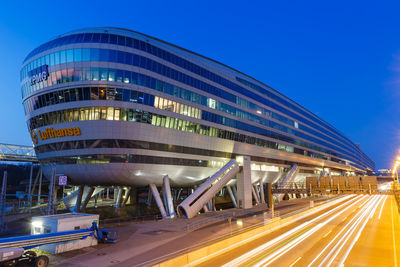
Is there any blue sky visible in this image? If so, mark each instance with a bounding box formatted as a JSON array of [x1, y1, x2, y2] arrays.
[[0, 0, 399, 168]]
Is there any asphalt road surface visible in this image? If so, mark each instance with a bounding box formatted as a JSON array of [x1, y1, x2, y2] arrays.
[[199, 195, 400, 267]]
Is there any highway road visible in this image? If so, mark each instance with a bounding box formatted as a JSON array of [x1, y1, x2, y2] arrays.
[[199, 195, 400, 267]]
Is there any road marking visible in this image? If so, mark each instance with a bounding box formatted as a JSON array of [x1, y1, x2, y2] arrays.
[[289, 256, 302, 267], [378, 195, 387, 220], [391, 197, 397, 267], [244, 228, 310, 267], [323, 230, 332, 238]]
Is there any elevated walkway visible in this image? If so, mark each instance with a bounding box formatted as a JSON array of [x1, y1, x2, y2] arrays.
[[0, 143, 37, 163]]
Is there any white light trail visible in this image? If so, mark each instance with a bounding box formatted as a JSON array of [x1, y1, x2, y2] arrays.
[[378, 195, 387, 220], [222, 195, 365, 267], [319, 196, 380, 267], [307, 195, 375, 267], [338, 195, 385, 266], [250, 196, 369, 267]]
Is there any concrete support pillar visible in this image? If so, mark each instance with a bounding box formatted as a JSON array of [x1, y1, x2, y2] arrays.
[[74, 185, 84, 212], [106, 188, 110, 200], [80, 186, 94, 211], [236, 156, 252, 209], [226, 186, 237, 208], [149, 184, 167, 218], [259, 181, 265, 203], [162, 176, 175, 217], [121, 187, 131, 207], [114, 186, 123, 213]]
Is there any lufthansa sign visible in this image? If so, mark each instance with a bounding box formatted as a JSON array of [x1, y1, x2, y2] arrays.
[[37, 127, 81, 141], [29, 65, 49, 85]]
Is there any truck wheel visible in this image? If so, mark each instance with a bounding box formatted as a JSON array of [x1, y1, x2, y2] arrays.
[[35, 255, 49, 267]]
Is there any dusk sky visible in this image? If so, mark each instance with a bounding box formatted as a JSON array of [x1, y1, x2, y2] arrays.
[[1, 0, 399, 169]]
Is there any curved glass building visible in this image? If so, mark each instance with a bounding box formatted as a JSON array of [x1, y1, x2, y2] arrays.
[[21, 27, 375, 186]]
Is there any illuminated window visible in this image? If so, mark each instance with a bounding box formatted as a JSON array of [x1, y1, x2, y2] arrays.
[[207, 98, 216, 109]]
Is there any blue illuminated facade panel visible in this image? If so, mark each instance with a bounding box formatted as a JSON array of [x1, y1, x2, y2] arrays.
[[21, 27, 374, 180]]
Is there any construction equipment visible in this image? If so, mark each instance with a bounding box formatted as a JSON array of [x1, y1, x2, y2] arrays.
[[0, 248, 49, 267]]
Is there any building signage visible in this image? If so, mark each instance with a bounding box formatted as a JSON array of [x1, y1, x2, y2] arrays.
[[29, 65, 49, 85], [38, 127, 81, 140], [58, 175, 67, 186]]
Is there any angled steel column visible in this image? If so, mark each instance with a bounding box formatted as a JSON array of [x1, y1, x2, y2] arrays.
[[0, 171, 7, 232], [226, 186, 237, 208], [259, 181, 265, 203], [28, 164, 33, 213], [162, 176, 175, 217], [252, 185, 260, 204], [37, 168, 42, 205], [80, 186, 95, 211], [121, 187, 131, 207], [114, 186, 123, 212], [74, 185, 84, 212], [146, 187, 153, 206], [46, 167, 56, 215], [149, 184, 167, 218]]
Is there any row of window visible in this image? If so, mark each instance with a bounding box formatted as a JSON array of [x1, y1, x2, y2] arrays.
[[22, 65, 359, 160], [25, 84, 369, 169], [22, 31, 368, 161], [28, 106, 352, 167], [39, 153, 210, 166], [28, 103, 350, 162], [35, 139, 233, 158], [35, 138, 348, 169], [21, 47, 358, 157]]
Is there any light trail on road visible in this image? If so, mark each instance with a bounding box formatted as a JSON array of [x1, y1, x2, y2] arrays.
[[197, 194, 400, 267], [222, 195, 368, 267]]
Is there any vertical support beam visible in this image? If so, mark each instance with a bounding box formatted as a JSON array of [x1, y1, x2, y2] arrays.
[[121, 187, 131, 207], [203, 204, 209, 212], [114, 186, 123, 212], [162, 176, 175, 217], [146, 187, 153, 206], [226, 186, 237, 208], [149, 184, 167, 218], [236, 156, 252, 209], [28, 164, 33, 213], [0, 171, 7, 232], [252, 185, 260, 204], [80, 187, 95, 211], [266, 183, 273, 209], [106, 188, 110, 200], [129, 187, 137, 205], [259, 181, 265, 203], [38, 168, 42, 205], [46, 168, 56, 215], [74, 185, 84, 212]]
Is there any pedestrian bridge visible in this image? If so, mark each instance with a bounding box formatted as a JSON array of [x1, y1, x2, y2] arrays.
[[0, 143, 37, 163]]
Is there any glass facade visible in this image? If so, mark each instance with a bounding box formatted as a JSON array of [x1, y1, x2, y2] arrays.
[[22, 27, 374, 173]]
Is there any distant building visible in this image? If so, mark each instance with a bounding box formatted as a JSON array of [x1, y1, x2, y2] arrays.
[[21, 27, 375, 186]]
